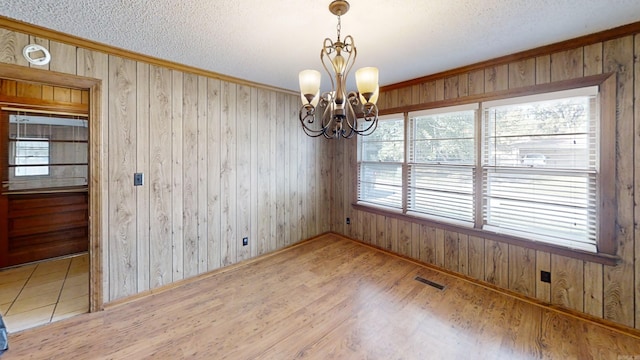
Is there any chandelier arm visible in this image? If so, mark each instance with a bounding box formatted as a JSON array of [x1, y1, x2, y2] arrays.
[[355, 104, 379, 135], [321, 39, 337, 94], [342, 35, 357, 82]]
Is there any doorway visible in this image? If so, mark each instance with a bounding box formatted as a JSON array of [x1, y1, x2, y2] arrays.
[[0, 63, 102, 331]]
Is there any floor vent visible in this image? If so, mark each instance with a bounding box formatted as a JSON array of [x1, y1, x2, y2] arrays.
[[414, 276, 445, 290]]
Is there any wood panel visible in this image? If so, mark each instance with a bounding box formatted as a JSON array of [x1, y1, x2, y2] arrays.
[[256, 88, 271, 256], [535, 251, 551, 303], [287, 93, 298, 246], [183, 72, 198, 279], [467, 235, 484, 281], [635, 32, 640, 329], [275, 93, 286, 249], [171, 70, 184, 282], [551, 255, 584, 312], [508, 245, 535, 297], [236, 84, 251, 261], [550, 48, 583, 81], [148, 64, 173, 288], [508, 58, 535, 88], [49, 40, 76, 75], [603, 35, 634, 328], [135, 62, 150, 293], [444, 230, 459, 272], [220, 81, 237, 266], [0, 29, 29, 66], [108, 56, 137, 299], [206, 78, 222, 270], [485, 239, 508, 289], [197, 76, 209, 271]]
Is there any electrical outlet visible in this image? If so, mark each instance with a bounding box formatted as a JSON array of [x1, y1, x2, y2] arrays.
[[346, 217, 351, 225], [134, 173, 144, 186], [242, 237, 248, 246], [540, 270, 551, 283]]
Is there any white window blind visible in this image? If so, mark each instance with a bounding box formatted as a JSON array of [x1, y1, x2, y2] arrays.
[[357, 115, 404, 209], [482, 87, 598, 252], [13, 138, 50, 176], [408, 104, 477, 224]]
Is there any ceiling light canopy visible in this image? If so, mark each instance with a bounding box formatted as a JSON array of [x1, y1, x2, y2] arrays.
[[298, 0, 380, 139]]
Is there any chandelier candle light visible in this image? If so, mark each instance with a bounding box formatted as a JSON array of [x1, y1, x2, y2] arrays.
[[298, 0, 380, 139]]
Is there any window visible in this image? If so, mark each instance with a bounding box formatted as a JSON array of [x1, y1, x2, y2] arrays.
[[13, 137, 50, 176], [482, 87, 598, 252], [356, 79, 614, 256], [407, 104, 478, 225], [357, 115, 404, 210]]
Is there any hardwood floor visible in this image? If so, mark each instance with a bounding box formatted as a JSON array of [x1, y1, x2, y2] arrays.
[[3, 234, 640, 359]]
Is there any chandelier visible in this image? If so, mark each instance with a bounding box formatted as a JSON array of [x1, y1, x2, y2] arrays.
[[298, 0, 380, 139]]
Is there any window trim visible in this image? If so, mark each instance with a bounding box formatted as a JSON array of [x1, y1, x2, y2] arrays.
[[353, 73, 618, 265]]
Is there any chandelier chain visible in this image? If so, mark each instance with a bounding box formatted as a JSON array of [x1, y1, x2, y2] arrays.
[[336, 14, 341, 41]]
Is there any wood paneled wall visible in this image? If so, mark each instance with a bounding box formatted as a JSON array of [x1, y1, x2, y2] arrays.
[[0, 26, 332, 303], [333, 29, 640, 329]]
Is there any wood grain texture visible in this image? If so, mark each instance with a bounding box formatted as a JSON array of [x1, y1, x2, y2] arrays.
[[535, 250, 551, 303], [206, 78, 222, 271], [468, 69, 485, 95], [183, 72, 198, 279], [256, 88, 272, 256], [148, 64, 173, 288], [171, 70, 184, 282], [551, 254, 584, 312], [484, 64, 508, 92], [584, 261, 604, 318], [249, 87, 258, 257], [107, 55, 137, 300], [508, 245, 535, 297], [287, 94, 298, 246], [49, 40, 76, 74], [603, 35, 635, 328], [467, 235, 484, 281], [5, 234, 640, 360], [508, 58, 536, 88], [397, 219, 412, 257], [636, 33, 640, 330], [0, 29, 28, 66], [551, 47, 584, 81], [485, 239, 508, 289], [444, 230, 460, 272], [236, 84, 251, 261], [583, 42, 603, 76], [197, 76, 209, 271], [220, 81, 237, 266], [444, 75, 459, 100], [135, 61, 150, 293]]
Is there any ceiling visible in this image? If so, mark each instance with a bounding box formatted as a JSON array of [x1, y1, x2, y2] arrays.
[[1, 1, 639, 93]]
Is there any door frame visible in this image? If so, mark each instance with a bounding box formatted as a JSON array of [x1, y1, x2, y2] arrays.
[[0, 63, 103, 311]]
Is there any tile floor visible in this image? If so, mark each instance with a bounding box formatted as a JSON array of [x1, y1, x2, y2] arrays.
[[0, 253, 89, 333]]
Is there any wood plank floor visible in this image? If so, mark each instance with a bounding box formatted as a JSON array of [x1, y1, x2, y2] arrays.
[[3, 234, 640, 359]]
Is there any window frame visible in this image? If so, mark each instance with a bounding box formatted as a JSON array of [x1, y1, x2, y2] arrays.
[[354, 73, 617, 264]]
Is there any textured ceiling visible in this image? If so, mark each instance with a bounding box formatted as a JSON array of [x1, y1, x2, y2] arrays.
[[1, 1, 640, 93]]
